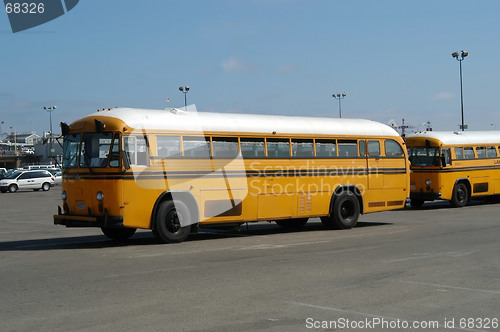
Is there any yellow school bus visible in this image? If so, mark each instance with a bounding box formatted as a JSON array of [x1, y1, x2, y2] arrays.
[[406, 131, 500, 208], [54, 107, 410, 243]]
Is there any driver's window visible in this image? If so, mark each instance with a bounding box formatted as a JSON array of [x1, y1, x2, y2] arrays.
[[124, 135, 149, 166], [441, 148, 451, 166]]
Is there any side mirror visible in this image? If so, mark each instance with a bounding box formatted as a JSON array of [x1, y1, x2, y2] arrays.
[[441, 156, 446, 167]]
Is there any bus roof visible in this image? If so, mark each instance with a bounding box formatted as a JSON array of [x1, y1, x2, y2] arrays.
[[87, 107, 400, 137], [407, 131, 500, 145]]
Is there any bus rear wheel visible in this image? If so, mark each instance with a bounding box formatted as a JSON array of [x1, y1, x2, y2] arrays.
[[410, 198, 425, 208], [275, 218, 308, 229], [101, 227, 137, 241], [451, 182, 468, 208], [321, 192, 360, 229], [153, 200, 191, 243]]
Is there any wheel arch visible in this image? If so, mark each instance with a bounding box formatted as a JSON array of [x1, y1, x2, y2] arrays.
[[453, 178, 471, 200], [330, 185, 364, 215], [150, 191, 199, 230]]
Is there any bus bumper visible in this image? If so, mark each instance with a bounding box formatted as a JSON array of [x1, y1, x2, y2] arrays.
[[54, 206, 123, 228], [410, 192, 441, 201]]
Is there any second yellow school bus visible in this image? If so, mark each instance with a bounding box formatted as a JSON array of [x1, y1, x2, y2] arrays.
[[406, 131, 500, 208], [54, 107, 410, 243]]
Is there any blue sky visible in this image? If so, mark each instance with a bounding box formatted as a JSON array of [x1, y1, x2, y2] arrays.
[[1, 0, 500, 136]]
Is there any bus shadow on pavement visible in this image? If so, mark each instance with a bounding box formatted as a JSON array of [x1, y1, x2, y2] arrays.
[[0, 220, 391, 251], [407, 197, 500, 211]]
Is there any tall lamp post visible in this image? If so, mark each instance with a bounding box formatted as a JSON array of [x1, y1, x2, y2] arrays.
[[9, 126, 16, 153], [332, 92, 347, 118], [179, 86, 190, 110], [452, 50, 468, 131], [43, 106, 57, 162]]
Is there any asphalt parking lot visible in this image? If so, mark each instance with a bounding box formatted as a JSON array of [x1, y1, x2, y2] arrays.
[[1, 189, 499, 331]]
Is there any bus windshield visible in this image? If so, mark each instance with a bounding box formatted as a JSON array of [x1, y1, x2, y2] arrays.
[[410, 146, 440, 167], [62, 132, 119, 169]]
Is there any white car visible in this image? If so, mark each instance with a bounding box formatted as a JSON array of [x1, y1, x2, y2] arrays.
[[53, 171, 62, 185], [0, 170, 55, 193]]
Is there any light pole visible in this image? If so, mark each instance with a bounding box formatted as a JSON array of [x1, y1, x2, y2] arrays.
[[452, 50, 468, 131], [332, 92, 347, 118], [9, 126, 16, 153], [43, 106, 57, 162], [179, 86, 190, 110]]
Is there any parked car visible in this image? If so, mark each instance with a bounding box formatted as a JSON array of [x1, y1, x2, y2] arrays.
[[53, 171, 62, 185], [0, 170, 55, 193]]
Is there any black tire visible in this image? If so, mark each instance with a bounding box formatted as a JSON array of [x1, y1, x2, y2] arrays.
[[153, 200, 191, 243], [451, 182, 468, 208], [101, 227, 137, 241], [8, 184, 18, 193], [42, 182, 51, 191], [410, 198, 425, 208], [321, 192, 360, 229], [275, 218, 309, 229]]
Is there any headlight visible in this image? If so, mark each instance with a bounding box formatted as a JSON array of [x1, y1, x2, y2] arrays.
[[96, 191, 104, 201], [425, 179, 432, 185], [61, 191, 67, 200]]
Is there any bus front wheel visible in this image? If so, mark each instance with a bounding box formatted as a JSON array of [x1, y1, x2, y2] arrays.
[[321, 192, 360, 229], [451, 182, 468, 208], [101, 227, 137, 241], [153, 200, 191, 243]]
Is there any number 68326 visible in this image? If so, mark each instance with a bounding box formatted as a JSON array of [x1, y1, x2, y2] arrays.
[[5, 2, 45, 14]]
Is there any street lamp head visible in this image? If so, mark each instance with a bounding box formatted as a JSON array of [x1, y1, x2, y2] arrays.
[[185, 86, 190, 91], [179, 86, 184, 92], [342, 92, 347, 97], [452, 51, 459, 58], [461, 50, 468, 58]]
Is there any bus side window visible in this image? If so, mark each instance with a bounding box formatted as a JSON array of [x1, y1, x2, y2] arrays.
[[291, 139, 314, 157], [367, 140, 380, 157], [183, 136, 210, 158], [315, 139, 336, 157], [240, 138, 265, 158], [454, 147, 463, 159], [464, 147, 475, 159], [385, 139, 404, 156], [267, 138, 290, 158], [487, 146, 498, 158], [476, 146, 486, 159], [157, 136, 181, 158], [212, 137, 239, 158], [338, 140, 358, 157]]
